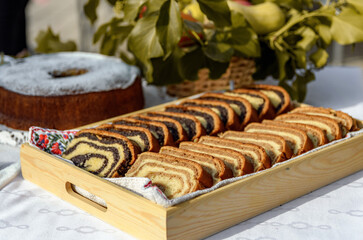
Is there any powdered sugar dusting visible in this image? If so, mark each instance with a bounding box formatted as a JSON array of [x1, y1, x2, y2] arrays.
[[0, 52, 140, 96]]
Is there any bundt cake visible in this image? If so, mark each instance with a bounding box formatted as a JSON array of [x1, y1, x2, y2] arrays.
[[0, 52, 144, 130]]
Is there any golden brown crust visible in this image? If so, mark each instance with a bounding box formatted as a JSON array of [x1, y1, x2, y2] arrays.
[[245, 122, 314, 156], [112, 117, 175, 147], [74, 128, 140, 166], [197, 136, 271, 172], [291, 106, 354, 132], [180, 99, 240, 130], [179, 141, 254, 177], [227, 89, 276, 120], [159, 146, 233, 183], [198, 92, 258, 130], [96, 123, 160, 152], [131, 114, 189, 144], [219, 131, 293, 165], [0, 77, 144, 130], [246, 84, 292, 115], [266, 119, 328, 147], [276, 113, 343, 141], [146, 111, 206, 141], [164, 105, 224, 135], [127, 152, 213, 189]]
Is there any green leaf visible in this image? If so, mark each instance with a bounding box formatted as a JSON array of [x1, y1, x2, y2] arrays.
[[231, 27, 260, 57], [292, 49, 306, 69], [348, 0, 363, 14], [292, 70, 315, 102], [100, 33, 118, 56], [196, 0, 231, 28], [178, 47, 205, 80], [276, 50, 289, 80], [93, 22, 109, 44], [35, 27, 77, 53], [295, 26, 317, 51], [330, 7, 363, 45], [123, 0, 147, 22], [315, 24, 331, 45], [203, 42, 233, 62], [206, 57, 230, 79], [309, 48, 329, 68], [83, 0, 100, 25], [156, 0, 183, 59], [128, 13, 164, 82]]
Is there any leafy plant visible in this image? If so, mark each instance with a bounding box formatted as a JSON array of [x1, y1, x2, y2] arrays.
[[35, 27, 77, 53], [84, 0, 363, 101]]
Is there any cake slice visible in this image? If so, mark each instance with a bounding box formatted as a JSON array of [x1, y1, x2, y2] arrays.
[[113, 117, 174, 147], [125, 152, 213, 199], [97, 124, 160, 152], [180, 99, 240, 130], [198, 92, 258, 130], [146, 111, 205, 141], [245, 84, 292, 115], [263, 120, 328, 147], [219, 131, 293, 165], [197, 136, 271, 172], [244, 122, 314, 156], [132, 115, 188, 144], [290, 106, 356, 133], [62, 129, 140, 177], [225, 89, 275, 120], [164, 105, 224, 135], [159, 146, 233, 184], [275, 113, 343, 141], [179, 142, 254, 177]]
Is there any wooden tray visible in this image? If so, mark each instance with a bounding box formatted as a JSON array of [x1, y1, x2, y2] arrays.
[[20, 103, 363, 240]]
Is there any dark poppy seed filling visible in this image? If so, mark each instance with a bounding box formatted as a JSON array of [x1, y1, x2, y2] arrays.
[[148, 113, 196, 140], [272, 90, 285, 113], [165, 107, 214, 135], [200, 97, 246, 123], [63, 133, 132, 177], [182, 102, 228, 125], [99, 127, 150, 152], [114, 120, 165, 146]]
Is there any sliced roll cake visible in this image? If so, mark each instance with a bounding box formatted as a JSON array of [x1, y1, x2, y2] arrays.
[[132, 115, 188, 144], [275, 113, 343, 141], [159, 146, 233, 184], [179, 142, 254, 177], [146, 111, 205, 141], [225, 89, 275, 120], [163, 105, 224, 135], [112, 117, 174, 147], [290, 106, 357, 133], [246, 84, 292, 115], [245, 122, 314, 156], [125, 152, 213, 199], [219, 131, 292, 165], [198, 92, 258, 130], [263, 120, 328, 147], [197, 136, 271, 172], [62, 129, 140, 177], [180, 99, 240, 130], [96, 124, 160, 152]]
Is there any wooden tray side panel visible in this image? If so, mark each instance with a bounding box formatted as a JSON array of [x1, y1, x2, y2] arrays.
[[20, 144, 167, 240], [166, 134, 363, 240]]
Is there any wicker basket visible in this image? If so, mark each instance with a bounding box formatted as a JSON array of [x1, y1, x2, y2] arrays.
[[166, 57, 256, 98]]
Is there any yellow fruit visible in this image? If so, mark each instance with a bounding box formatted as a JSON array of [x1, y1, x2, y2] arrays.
[[182, 2, 205, 23], [229, 1, 286, 35]]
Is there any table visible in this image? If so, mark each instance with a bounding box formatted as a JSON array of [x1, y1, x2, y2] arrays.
[[1, 66, 363, 240]]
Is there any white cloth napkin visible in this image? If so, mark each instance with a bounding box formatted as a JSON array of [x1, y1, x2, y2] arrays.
[[0, 162, 21, 190]]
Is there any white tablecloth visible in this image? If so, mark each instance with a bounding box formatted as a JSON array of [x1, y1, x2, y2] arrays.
[[1, 66, 363, 240]]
